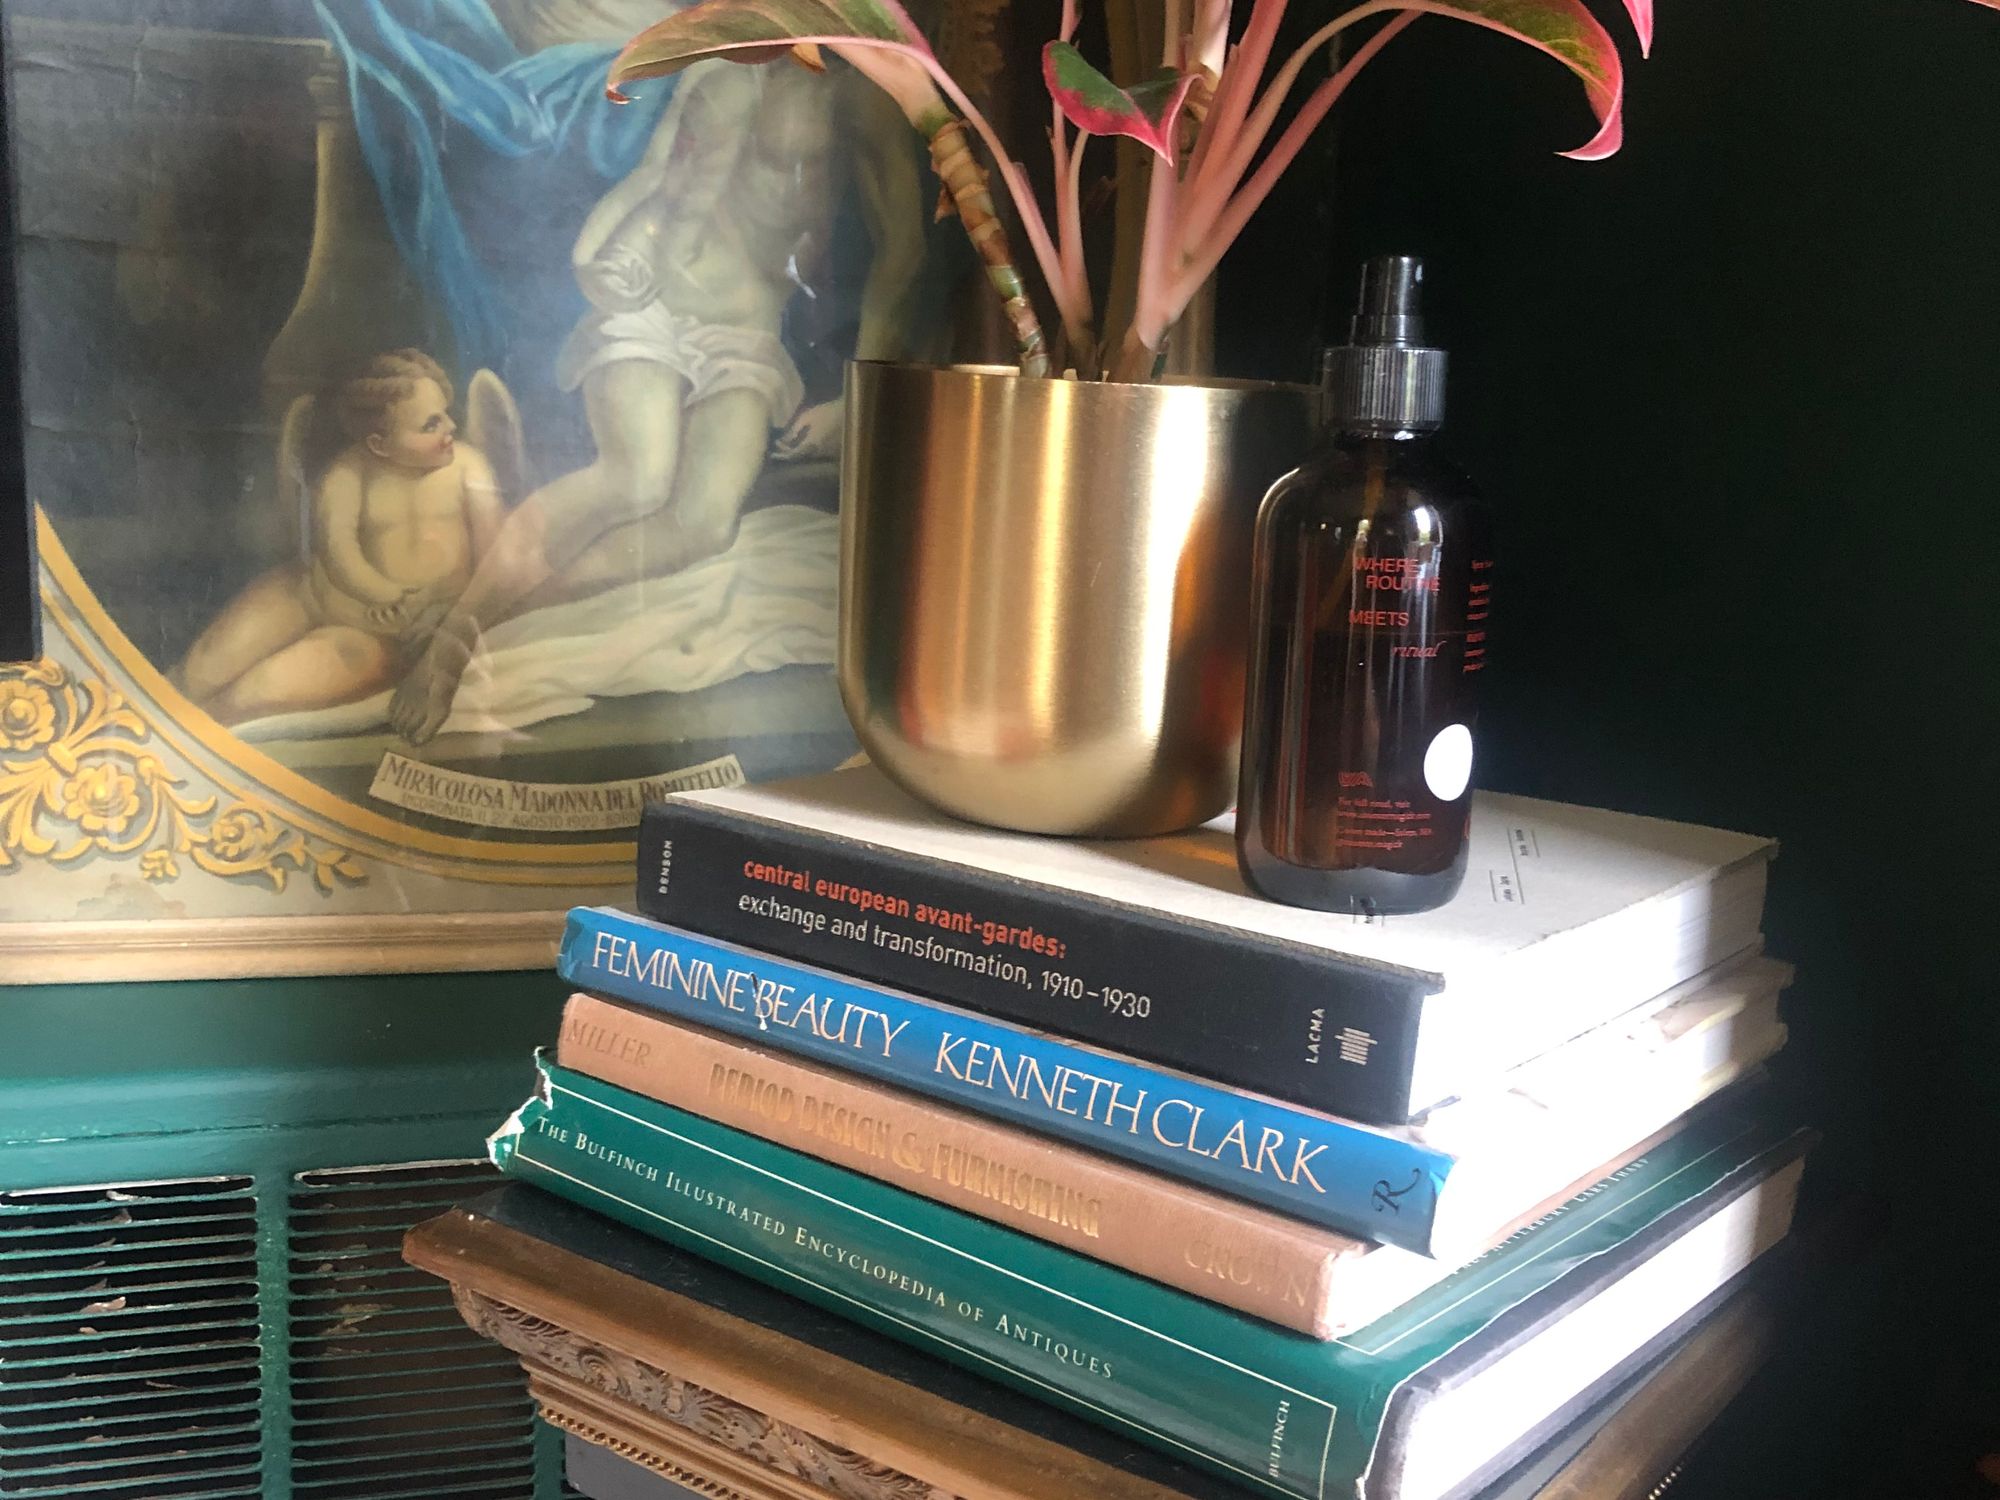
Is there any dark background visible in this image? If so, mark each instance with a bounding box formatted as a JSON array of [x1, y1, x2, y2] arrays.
[[1222, 0, 2000, 1493], [0, 66, 31, 665]]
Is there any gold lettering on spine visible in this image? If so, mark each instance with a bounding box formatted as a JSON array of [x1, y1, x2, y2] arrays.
[[917, 1142, 1102, 1240]]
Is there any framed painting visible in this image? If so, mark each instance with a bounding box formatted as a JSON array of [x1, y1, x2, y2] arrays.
[[0, 0, 1011, 982]]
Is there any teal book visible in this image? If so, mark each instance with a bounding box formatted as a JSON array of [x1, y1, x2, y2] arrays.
[[490, 1057, 1808, 1500]]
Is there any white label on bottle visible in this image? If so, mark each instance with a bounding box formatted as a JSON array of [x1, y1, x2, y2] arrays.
[[1424, 724, 1473, 802]]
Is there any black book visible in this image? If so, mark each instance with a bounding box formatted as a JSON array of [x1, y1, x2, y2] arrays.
[[637, 766, 1771, 1122]]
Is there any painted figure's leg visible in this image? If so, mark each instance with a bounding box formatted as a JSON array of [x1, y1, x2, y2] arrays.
[[663, 387, 771, 565], [205, 626, 397, 726], [525, 386, 769, 605], [175, 567, 315, 710]]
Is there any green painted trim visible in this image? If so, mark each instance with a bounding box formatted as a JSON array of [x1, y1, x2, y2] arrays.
[[0, 969, 564, 1145]]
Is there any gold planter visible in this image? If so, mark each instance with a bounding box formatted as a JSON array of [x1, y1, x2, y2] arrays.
[[839, 362, 1316, 837]]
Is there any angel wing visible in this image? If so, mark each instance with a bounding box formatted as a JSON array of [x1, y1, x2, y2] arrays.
[[464, 368, 531, 507], [276, 394, 318, 564]]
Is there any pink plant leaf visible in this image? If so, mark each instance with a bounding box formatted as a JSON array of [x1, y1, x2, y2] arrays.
[[1393, 0, 1627, 159], [1621, 0, 1653, 58], [608, 0, 936, 100], [1042, 41, 1199, 163]]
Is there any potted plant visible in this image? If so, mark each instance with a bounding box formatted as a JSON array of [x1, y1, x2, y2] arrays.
[[605, 0, 1645, 836]]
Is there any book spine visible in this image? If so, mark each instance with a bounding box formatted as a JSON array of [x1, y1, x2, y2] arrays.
[[493, 1058, 1362, 1500], [637, 801, 1428, 1124], [559, 992, 1364, 1337], [557, 909, 1459, 1256]]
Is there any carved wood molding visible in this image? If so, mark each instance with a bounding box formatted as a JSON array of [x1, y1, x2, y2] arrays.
[[453, 1287, 956, 1500], [406, 1206, 1201, 1500]]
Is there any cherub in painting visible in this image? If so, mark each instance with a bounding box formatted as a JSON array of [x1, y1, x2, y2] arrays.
[[176, 349, 525, 726]]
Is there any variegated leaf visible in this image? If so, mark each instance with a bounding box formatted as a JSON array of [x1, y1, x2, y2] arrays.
[[1043, 41, 1199, 163], [1401, 0, 1627, 159], [609, 0, 935, 100]]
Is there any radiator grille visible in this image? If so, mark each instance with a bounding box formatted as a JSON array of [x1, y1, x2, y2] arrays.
[[0, 1176, 264, 1500], [287, 1161, 541, 1500]]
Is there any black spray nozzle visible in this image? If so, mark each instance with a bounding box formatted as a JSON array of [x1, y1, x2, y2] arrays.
[[1324, 253, 1446, 432], [1349, 255, 1426, 347]]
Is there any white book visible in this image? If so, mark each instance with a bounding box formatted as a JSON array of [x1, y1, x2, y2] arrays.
[[639, 765, 1774, 1122]]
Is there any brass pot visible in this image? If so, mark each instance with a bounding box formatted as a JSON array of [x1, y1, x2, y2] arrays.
[[838, 362, 1316, 837]]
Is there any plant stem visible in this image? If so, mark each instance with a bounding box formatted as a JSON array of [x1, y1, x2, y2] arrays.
[[843, 45, 1085, 368], [1056, 132, 1098, 375], [1050, 0, 1090, 370], [1180, 0, 1391, 254], [1117, 147, 1181, 380], [927, 119, 1051, 377], [1189, 0, 1290, 190], [1189, 0, 1229, 78], [1170, 13, 1416, 314], [1162, 0, 1190, 66], [924, 71, 1095, 359]]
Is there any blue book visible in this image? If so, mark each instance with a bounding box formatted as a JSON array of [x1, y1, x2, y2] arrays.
[[556, 907, 1785, 1257]]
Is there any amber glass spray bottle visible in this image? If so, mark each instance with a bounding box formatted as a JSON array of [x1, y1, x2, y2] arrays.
[[1236, 256, 1492, 915]]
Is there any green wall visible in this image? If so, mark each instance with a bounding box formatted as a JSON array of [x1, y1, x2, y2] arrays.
[[0, 969, 563, 1162], [1221, 0, 2000, 1491]]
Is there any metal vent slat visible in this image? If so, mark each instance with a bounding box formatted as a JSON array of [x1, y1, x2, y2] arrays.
[[0, 1202, 253, 1225], [3, 1421, 261, 1458], [294, 1332, 523, 1369], [287, 1160, 545, 1498], [287, 1248, 438, 1277], [3, 1328, 261, 1372], [0, 1182, 261, 1210], [2, 1463, 264, 1498], [0, 1176, 264, 1499], [3, 1273, 258, 1307], [288, 1264, 452, 1295], [37, 1488, 263, 1500], [0, 1252, 258, 1286], [4, 1305, 259, 1343], [4, 1430, 262, 1477], [4, 1382, 257, 1415], [2, 1397, 262, 1439], [293, 1163, 498, 1189], [0, 1229, 257, 1263], [291, 1322, 490, 1353], [291, 1381, 529, 1421], [286, 1279, 478, 1311], [298, 1481, 536, 1500], [2, 1360, 262, 1408], [293, 1416, 538, 1463], [292, 1464, 544, 1496], [289, 1202, 484, 1234], [288, 1344, 522, 1389]]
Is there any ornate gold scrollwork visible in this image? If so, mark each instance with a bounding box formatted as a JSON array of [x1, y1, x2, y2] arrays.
[[0, 659, 367, 890]]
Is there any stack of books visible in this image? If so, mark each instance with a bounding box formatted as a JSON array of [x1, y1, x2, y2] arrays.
[[433, 765, 1815, 1500]]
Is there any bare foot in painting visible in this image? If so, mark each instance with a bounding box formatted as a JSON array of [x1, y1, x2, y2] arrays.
[[388, 619, 473, 744]]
